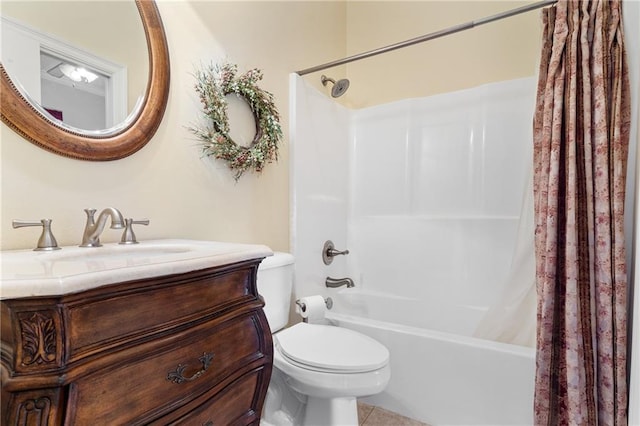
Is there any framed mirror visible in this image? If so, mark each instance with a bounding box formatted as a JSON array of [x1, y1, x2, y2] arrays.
[[0, 0, 170, 161]]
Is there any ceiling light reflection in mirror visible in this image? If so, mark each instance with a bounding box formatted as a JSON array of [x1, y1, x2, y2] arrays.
[[0, 1, 148, 133]]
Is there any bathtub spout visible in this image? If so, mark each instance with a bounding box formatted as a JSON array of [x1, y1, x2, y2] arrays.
[[325, 277, 355, 288]]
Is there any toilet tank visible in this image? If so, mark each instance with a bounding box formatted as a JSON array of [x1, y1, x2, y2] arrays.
[[257, 252, 295, 333]]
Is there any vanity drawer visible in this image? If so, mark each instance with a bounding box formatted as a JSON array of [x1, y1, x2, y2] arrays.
[[65, 264, 258, 359], [66, 311, 269, 425], [160, 368, 266, 425]]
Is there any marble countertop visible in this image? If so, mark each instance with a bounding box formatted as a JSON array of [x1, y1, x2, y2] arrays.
[[1, 239, 272, 299]]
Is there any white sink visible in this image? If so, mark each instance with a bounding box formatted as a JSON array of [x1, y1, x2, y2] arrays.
[[1, 239, 273, 299]]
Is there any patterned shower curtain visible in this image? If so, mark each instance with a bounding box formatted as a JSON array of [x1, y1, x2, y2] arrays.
[[533, 0, 631, 424]]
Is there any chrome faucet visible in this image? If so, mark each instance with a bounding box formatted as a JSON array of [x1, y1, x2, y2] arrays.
[[80, 208, 125, 247], [325, 277, 355, 288]]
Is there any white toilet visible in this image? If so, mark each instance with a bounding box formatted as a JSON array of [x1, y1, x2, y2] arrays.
[[258, 253, 390, 426]]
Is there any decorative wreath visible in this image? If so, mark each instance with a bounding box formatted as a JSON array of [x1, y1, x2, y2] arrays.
[[190, 63, 282, 180]]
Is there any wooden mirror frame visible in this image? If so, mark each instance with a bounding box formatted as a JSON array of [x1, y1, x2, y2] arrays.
[[0, 0, 170, 161]]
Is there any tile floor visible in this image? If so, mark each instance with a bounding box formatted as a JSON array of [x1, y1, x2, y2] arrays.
[[357, 402, 429, 426]]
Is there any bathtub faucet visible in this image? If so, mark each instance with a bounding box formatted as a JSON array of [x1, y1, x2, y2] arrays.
[[325, 276, 355, 288], [322, 240, 349, 265], [80, 207, 125, 247]]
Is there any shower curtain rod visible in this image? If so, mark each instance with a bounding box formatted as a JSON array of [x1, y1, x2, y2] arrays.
[[296, 0, 557, 76]]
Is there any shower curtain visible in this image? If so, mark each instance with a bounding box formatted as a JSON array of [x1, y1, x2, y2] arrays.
[[473, 169, 536, 348], [533, 0, 631, 424]]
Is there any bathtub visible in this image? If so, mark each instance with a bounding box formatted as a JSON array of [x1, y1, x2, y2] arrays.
[[325, 289, 535, 426]]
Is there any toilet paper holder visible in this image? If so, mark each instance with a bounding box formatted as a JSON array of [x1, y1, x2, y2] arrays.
[[296, 297, 333, 312]]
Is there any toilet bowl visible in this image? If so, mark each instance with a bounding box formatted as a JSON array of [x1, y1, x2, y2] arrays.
[[258, 253, 390, 426]]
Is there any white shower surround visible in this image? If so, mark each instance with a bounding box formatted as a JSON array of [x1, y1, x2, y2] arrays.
[[347, 78, 535, 321], [291, 6, 639, 422], [291, 74, 537, 424]]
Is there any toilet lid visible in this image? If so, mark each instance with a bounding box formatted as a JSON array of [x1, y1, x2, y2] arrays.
[[275, 323, 389, 373]]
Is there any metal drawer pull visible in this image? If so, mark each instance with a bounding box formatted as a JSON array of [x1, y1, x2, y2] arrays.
[[167, 352, 214, 384]]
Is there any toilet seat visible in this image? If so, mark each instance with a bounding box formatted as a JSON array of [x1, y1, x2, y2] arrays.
[[274, 323, 389, 373]]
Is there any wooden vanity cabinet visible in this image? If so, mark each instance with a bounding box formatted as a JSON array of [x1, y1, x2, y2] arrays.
[[0, 258, 273, 426]]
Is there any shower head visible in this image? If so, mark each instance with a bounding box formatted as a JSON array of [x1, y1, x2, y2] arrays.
[[321, 75, 350, 98]]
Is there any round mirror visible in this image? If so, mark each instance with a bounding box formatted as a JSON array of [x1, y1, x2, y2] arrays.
[[0, 0, 170, 160]]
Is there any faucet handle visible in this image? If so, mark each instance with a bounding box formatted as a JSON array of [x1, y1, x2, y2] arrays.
[[119, 218, 149, 245], [322, 240, 350, 265], [13, 219, 61, 251]]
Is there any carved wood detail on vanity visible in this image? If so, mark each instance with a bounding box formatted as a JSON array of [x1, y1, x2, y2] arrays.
[[3, 388, 65, 426], [17, 311, 60, 368], [1, 259, 273, 426]]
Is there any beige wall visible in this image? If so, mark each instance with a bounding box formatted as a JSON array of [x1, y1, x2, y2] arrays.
[[0, 1, 346, 251], [342, 1, 541, 108]]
